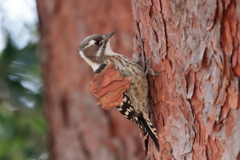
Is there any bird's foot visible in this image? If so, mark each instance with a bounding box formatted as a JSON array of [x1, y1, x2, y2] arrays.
[[145, 55, 161, 76]]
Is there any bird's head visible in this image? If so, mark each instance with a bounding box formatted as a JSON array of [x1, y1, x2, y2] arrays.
[[78, 32, 116, 71]]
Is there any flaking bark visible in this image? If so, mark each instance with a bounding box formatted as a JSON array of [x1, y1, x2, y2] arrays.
[[131, 0, 240, 159]]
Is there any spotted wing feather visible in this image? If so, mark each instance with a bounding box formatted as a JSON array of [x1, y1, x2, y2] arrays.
[[116, 92, 159, 151], [116, 92, 142, 128]]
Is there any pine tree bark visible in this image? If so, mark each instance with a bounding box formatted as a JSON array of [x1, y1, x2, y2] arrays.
[[131, 0, 240, 159], [36, 0, 145, 160]]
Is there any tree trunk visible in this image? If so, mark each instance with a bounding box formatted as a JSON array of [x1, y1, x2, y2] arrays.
[[131, 0, 240, 159], [36, 1, 145, 160]]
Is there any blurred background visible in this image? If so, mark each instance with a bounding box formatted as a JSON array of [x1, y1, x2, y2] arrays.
[[0, 0, 47, 159], [0, 0, 143, 159]]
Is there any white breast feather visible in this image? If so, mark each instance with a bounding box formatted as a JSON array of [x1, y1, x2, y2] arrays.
[[104, 41, 120, 56]]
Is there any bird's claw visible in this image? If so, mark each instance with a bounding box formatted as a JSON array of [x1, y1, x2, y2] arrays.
[[145, 55, 161, 76]]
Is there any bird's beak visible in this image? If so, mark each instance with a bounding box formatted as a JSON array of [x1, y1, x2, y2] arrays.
[[103, 32, 115, 41]]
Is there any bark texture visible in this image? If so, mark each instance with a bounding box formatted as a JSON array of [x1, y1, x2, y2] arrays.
[[131, 0, 240, 159], [36, 0, 145, 160]]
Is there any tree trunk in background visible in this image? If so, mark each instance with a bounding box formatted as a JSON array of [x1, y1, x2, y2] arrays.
[[132, 0, 240, 159], [36, 0, 145, 160]]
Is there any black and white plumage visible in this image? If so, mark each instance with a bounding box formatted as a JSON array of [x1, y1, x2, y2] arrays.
[[117, 92, 159, 150], [116, 92, 139, 125], [78, 32, 159, 151]]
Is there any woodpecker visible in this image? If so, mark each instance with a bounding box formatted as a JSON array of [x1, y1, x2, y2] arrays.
[[78, 32, 159, 151]]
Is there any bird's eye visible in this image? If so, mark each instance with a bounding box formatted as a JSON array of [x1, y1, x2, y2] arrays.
[[95, 41, 100, 45]]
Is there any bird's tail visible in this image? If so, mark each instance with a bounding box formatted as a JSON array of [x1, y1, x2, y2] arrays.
[[138, 113, 160, 151]]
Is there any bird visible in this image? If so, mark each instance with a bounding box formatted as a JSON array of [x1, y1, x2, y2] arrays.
[[78, 32, 159, 151]]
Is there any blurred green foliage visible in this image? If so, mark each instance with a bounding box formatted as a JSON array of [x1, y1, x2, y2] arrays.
[[0, 38, 47, 160]]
